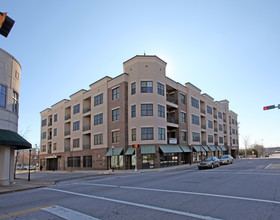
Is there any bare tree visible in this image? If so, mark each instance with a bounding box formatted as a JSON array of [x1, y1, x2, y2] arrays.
[[14, 127, 31, 178], [242, 135, 250, 158]]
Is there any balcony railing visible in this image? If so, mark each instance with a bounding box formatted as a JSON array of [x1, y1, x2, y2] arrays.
[[166, 96, 178, 104], [201, 124, 206, 129], [83, 125, 91, 131], [200, 109, 206, 114], [64, 130, 70, 136], [64, 147, 70, 152], [83, 108, 91, 114], [83, 144, 90, 150], [48, 122, 52, 126], [223, 119, 226, 123], [48, 149, 52, 154], [48, 135, 52, 140], [167, 117, 178, 124], [214, 115, 217, 119], [224, 130, 227, 134], [214, 128, 218, 132], [65, 115, 71, 120]]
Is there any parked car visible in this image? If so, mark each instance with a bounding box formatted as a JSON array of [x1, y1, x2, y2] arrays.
[[219, 155, 233, 165], [198, 156, 220, 169]]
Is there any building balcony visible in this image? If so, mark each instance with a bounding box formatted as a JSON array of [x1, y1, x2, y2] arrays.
[[202, 141, 207, 145], [214, 115, 217, 119], [48, 149, 52, 154], [65, 115, 71, 120], [224, 130, 227, 134], [83, 108, 91, 114], [48, 122, 52, 126], [200, 109, 206, 114], [215, 142, 218, 146], [223, 119, 226, 123], [166, 96, 178, 104], [64, 130, 70, 136], [214, 128, 218, 132], [167, 117, 178, 124], [201, 124, 206, 129], [64, 147, 70, 152], [83, 125, 91, 131], [48, 135, 52, 140], [168, 138, 178, 144], [83, 144, 90, 150]]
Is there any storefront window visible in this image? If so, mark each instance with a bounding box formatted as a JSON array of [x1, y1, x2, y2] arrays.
[[142, 154, 154, 169], [160, 153, 178, 167], [111, 155, 123, 169]]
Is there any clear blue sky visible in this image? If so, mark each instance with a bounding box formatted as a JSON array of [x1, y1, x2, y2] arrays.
[[1, 0, 280, 149]]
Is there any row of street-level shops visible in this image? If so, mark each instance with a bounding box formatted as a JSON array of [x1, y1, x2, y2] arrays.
[[40, 145, 238, 171]]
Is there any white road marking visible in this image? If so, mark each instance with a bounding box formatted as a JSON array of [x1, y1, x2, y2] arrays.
[[77, 182, 280, 206], [264, 164, 272, 169], [42, 205, 99, 220], [44, 188, 222, 220]]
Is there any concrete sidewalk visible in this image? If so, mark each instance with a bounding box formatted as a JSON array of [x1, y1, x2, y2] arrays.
[[0, 163, 197, 194]]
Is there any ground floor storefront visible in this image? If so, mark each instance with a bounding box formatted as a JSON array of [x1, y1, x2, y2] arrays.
[[39, 145, 233, 171]]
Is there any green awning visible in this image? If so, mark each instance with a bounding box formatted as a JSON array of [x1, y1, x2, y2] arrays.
[[0, 129, 31, 149], [216, 146, 222, 151], [203, 146, 210, 152], [141, 145, 156, 154], [221, 146, 227, 151], [193, 146, 205, 152], [105, 147, 123, 156], [180, 146, 192, 153], [159, 145, 182, 153], [209, 146, 217, 152], [125, 147, 135, 155]]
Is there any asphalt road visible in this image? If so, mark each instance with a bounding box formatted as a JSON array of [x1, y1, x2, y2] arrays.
[[1, 158, 280, 220]]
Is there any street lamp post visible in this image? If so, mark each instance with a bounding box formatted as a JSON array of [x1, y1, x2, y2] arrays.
[[28, 149, 31, 181], [112, 146, 115, 172]]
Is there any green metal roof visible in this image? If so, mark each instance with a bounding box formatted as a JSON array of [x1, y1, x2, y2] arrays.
[[180, 146, 192, 153], [0, 129, 31, 149], [125, 147, 135, 155], [105, 147, 123, 156], [159, 145, 182, 153], [140, 145, 156, 154], [193, 146, 205, 152]]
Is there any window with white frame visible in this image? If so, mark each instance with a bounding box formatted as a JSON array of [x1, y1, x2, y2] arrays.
[[131, 105, 136, 118], [180, 94, 185, 104], [158, 105, 165, 118], [112, 87, 119, 100], [141, 81, 153, 93], [141, 127, 153, 140], [191, 97, 199, 109], [94, 133, 103, 145], [180, 112, 186, 123], [112, 108, 120, 121], [131, 128, 136, 141], [73, 104, 80, 114], [94, 93, 103, 106], [141, 104, 153, 116], [192, 114, 199, 125], [0, 84, 7, 108], [131, 82, 136, 95], [94, 113, 103, 125], [181, 131, 187, 141], [192, 132, 200, 142], [112, 130, 120, 143], [157, 82, 164, 96], [158, 128, 165, 140], [12, 91, 19, 114], [73, 121, 80, 131]]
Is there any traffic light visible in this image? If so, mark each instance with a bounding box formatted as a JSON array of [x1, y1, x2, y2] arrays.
[[0, 12, 15, 37], [263, 105, 275, 110]]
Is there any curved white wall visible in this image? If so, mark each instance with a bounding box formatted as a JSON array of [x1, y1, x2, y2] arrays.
[[0, 48, 21, 132]]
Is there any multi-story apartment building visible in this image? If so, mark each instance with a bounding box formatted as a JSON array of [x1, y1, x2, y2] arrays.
[[40, 55, 239, 171]]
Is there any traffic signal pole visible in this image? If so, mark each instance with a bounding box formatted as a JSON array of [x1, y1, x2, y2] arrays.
[[263, 104, 280, 111]]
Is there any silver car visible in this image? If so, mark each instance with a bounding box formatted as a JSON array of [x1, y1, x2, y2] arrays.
[[198, 156, 220, 169], [219, 155, 233, 165]]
